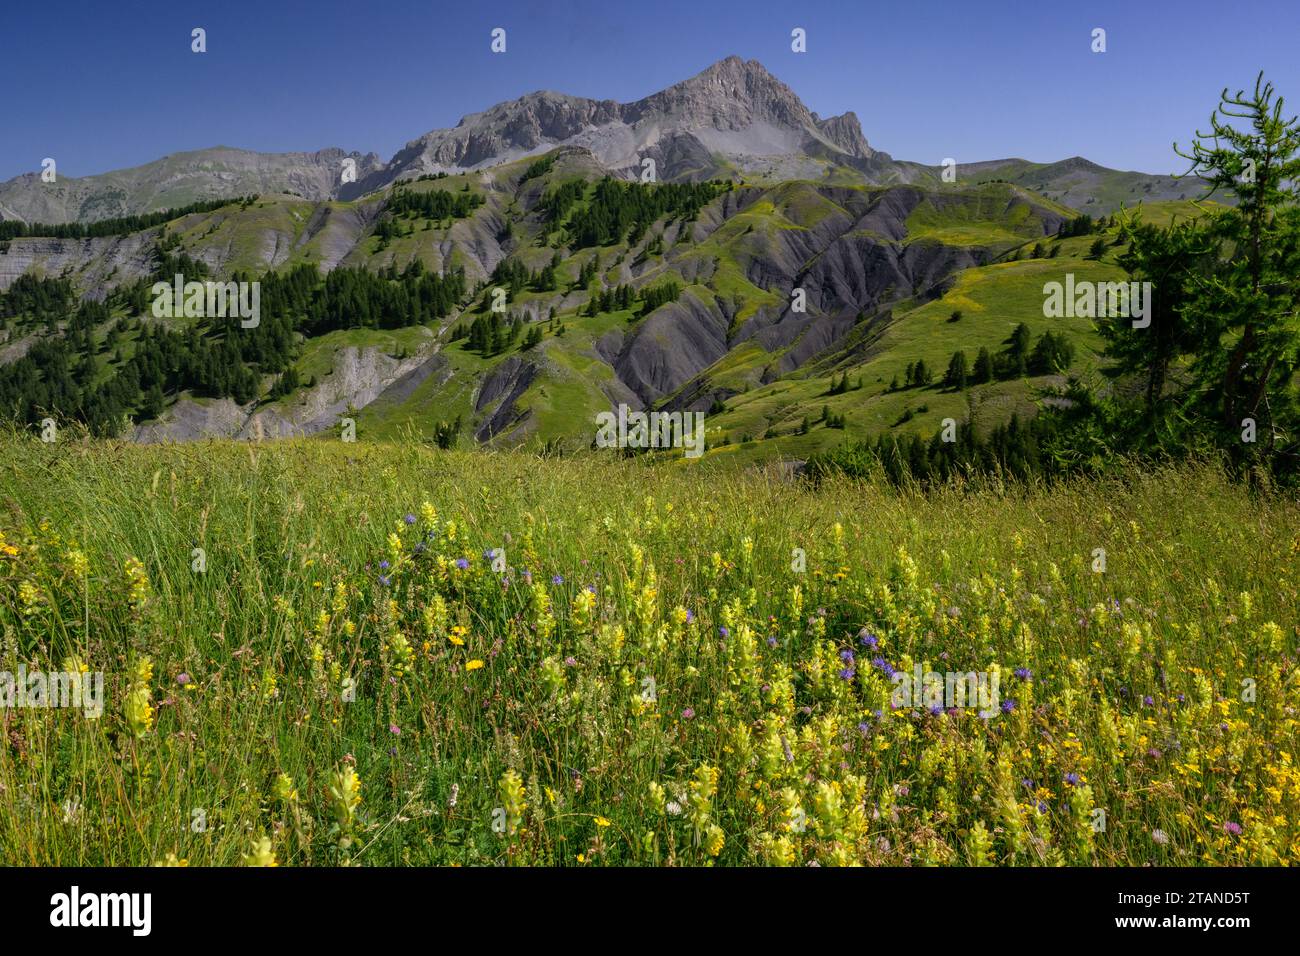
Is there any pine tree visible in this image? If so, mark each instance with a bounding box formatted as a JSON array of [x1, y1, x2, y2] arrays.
[[945, 350, 969, 390]]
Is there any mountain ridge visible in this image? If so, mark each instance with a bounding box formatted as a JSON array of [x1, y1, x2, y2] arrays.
[[0, 57, 1199, 225]]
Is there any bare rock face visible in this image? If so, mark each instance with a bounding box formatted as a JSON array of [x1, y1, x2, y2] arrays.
[[814, 111, 873, 159], [475, 356, 538, 440], [373, 57, 889, 186], [0, 232, 157, 294], [132, 341, 435, 443]]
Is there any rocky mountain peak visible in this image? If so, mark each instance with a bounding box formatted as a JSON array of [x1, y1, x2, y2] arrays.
[[626, 56, 809, 130]]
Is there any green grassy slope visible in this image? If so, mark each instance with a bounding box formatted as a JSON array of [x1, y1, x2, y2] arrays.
[[1, 436, 1295, 866]]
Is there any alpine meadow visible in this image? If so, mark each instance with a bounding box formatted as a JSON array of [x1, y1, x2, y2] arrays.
[[2, 2, 1299, 887]]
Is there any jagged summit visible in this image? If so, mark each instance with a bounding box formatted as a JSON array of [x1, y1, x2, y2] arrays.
[[0, 57, 1192, 225], [379, 56, 882, 186]]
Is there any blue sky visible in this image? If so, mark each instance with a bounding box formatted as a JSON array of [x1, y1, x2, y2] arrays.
[[3, 0, 1297, 181]]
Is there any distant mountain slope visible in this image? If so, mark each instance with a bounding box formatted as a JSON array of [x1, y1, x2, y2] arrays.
[[0, 147, 384, 226], [957, 156, 1215, 214], [4, 142, 1157, 449], [0, 58, 1203, 225]]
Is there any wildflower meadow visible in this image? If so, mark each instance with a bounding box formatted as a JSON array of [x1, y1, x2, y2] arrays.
[[1, 433, 1296, 867]]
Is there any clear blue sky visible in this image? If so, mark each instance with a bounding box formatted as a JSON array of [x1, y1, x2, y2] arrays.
[[3, 0, 1296, 181]]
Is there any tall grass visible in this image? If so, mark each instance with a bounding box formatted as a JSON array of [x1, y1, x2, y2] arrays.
[[0, 433, 1296, 865]]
